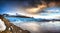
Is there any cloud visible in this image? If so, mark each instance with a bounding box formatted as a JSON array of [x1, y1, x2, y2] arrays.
[[12, 21, 60, 33], [0, 1, 60, 19]]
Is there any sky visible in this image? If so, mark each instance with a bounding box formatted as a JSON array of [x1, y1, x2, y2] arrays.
[[0, 0, 60, 19]]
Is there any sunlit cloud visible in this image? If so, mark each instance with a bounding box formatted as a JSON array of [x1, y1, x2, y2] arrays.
[[25, 3, 47, 14]]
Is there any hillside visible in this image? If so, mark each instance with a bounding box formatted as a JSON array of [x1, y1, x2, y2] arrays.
[[0, 15, 30, 33]]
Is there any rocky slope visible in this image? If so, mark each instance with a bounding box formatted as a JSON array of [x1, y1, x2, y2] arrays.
[[0, 15, 30, 33]]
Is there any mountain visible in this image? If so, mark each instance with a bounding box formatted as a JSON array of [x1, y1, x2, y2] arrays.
[[1, 14, 32, 18], [0, 15, 30, 33], [1, 14, 60, 22]]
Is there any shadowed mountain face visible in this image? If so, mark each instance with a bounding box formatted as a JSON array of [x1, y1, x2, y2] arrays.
[[0, 15, 30, 33]]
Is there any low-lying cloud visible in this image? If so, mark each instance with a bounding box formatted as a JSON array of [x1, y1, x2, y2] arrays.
[[12, 21, 60, 33]]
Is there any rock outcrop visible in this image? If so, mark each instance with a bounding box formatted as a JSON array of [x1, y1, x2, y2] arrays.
[[0, 15, 30, 33]]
